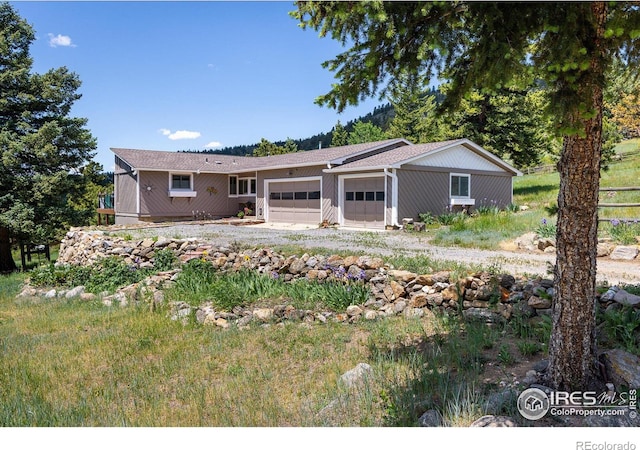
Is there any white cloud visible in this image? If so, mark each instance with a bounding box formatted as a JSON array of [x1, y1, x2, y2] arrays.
[[204, 141, 222, 148], [48, 33, 76, 48], [168, 130, 201, 141], [158, 128, 201, 140]]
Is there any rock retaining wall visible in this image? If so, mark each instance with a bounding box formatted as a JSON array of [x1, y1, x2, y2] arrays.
[[21, 230, 639, 329]]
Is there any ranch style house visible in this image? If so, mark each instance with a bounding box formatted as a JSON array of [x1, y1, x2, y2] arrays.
[[111, 138, 522, 229]]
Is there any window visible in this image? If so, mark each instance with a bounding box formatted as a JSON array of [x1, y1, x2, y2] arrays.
[[355, 192, 364, 201], [270, 192, 281, 200], [281, 192, 294, 200], [308, 191, 321, 200], [450, 174, 470, 198], [375, 191, 385, 201], [365, 191, 375, 201], [295, 191, 307, 200], [168, 172, 196, 197], [230, 176, 256, 196], [171, 174, 191, 190], [229, 176, 238, 196], [346, 192, 354, 201]]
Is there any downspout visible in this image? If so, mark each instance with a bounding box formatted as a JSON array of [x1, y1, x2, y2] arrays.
[[133, 170, 140, 218], [384, 168, 399, 228]]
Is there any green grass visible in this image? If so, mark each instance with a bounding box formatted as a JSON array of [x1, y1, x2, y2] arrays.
[[165, 259, 370, 312], [1, 267, 552, 427], [431, 138, 640, 249]]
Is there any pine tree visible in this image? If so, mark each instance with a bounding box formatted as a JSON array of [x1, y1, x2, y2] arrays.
[[0, 3, 96, 272], [294, 1, 640, 391], [347, 120, 385, 145], [386, 75, 441, 143], [331, 120, 348, 147]]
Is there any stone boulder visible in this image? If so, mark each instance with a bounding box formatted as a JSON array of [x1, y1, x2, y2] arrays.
[[609, 246, 639, 261], [600, 349, 640, 390]]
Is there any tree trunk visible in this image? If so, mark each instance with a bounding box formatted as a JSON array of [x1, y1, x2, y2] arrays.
[[547, 2, 607, 392], [0, 226, 18, 273]]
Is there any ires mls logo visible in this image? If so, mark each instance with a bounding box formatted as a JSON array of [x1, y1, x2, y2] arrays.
[[517, 387, 638, 421]]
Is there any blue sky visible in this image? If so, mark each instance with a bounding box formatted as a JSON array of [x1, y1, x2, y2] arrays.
[[11, 1, 384, 170]]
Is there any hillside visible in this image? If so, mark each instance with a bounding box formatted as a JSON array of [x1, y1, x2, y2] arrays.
[[190, 103, 395, 157]]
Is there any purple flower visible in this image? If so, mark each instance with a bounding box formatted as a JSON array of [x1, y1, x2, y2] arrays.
[[611, 219, 620, 227], [541, 218, 547, 225], [271, 271, 279, 280], [359, 269, 366, 280]]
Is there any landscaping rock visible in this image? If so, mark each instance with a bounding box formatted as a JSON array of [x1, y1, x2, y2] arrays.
[[418, 409, 443, 427], [600, 349, 640, 390], [484, 389, 518, 414], [65, 286, 85, 298], [609, 246, 639, 261], [339, 363, 372, 389], [470, 415, 518, 427], [613, 289, 640, 307], [463, 308, 504, 323], [528, 296, 552, 309], [253, 308, 273, 322], [346, 305, 363, 317]]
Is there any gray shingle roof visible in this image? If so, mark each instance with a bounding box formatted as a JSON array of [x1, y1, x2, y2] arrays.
[[326, 139, 464, 171], [111, 138, 409, 174]]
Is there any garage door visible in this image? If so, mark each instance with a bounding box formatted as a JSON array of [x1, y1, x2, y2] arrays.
[[267, 180, 321, 224], [343, 177, 385, 229]]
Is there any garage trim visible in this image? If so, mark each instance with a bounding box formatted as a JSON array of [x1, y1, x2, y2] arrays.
[[264, 176, 323, 223], [338, 172, 387, 228]]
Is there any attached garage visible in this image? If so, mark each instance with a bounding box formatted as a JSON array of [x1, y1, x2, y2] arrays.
[[266, 178, 322, 224], [341, 176, 386, 229]]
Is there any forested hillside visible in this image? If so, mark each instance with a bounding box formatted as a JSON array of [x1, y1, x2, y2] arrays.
[[186, 103, 395, 157]]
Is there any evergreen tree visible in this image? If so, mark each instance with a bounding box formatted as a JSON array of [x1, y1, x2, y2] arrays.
[[252, 138, 281, 157], [331, 120, 348, 146], [442, 86, 551, 168], [347, 120, 385, 145], [0, 3, 96, 272], [386, 75, 441, 143], [282, 137, 299, 154], [294, 1, 640, 390]]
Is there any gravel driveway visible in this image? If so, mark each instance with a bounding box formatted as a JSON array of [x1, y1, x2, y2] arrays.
[[118, 221, 639, 285]]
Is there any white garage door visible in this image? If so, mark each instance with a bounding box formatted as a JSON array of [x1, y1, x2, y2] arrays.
[[343, 177, 385, 229], [267, 180, 321, 224]]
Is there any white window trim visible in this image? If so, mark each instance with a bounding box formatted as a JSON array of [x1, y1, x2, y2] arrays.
[[229, 175, 256, 197], [449, 173, 474, 205], [168, 172, 196, 197]]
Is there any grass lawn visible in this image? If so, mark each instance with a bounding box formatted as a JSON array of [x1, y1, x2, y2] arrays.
[[432, 138, 640, 249], [1, 266, 554, 427]]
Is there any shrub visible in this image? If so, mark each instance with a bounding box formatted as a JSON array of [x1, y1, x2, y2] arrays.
[[535, 218, 556, 238], [608, 219, 640, 245], [418, 212, 436, 225], [153, 248, 178, 271]]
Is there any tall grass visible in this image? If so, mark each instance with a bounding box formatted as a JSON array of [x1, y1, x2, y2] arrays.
[[165, 259, 370, 312]]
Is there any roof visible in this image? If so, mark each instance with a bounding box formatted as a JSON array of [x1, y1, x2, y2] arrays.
[[111, 137, 522, 177], [111, 138, 410, 174], [325, 139, 523, 176]]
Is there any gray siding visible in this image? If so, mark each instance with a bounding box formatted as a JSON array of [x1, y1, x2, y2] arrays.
[[471, 173, 513, 209], [397, 169, 450, 221], [137, 171, 251, 221], [397, 165, 513, 220], [114, 158, 137, 215]]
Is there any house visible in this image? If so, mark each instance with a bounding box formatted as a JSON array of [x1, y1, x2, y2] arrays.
[[111, 138, 522, 229]]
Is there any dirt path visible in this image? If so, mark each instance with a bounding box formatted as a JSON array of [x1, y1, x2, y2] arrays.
[[118, 221, 640, 285]]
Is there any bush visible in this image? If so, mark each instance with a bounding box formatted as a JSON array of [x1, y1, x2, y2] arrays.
[[30, 257, 150, 294], [418, 212, 436, 225], [535, 218, 556, 238], [608, 219, 640, 245], [153, 248, 178, 271]]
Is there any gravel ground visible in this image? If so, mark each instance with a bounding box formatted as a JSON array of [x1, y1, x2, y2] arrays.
[[113, 221, 640, 285]]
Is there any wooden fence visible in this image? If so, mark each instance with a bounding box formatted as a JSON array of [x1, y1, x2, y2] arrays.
[[598, 186, 640, 222]]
